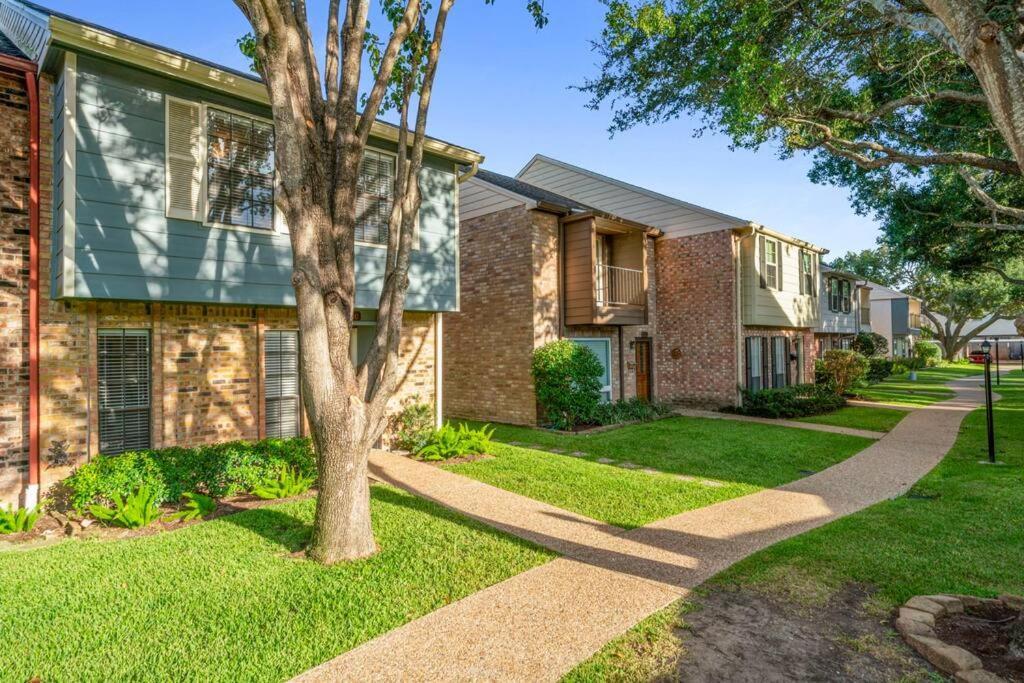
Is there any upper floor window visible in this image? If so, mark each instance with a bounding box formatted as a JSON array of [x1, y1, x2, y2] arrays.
[[799, 251, 815, 295], [206, 108, 275, 230], [356, 149, 397, 245], [828, 278, 853, 313], [761, 237, 780, 290]]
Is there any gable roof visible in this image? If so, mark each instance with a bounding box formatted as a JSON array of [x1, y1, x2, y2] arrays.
[[474, 169, 593, 213], [517, 153, 750, 239], [0, 0, 483, 164]]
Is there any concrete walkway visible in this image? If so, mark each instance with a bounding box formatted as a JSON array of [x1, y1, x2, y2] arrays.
[[294, 373, 989, 683], [673, 407, 887, 439]]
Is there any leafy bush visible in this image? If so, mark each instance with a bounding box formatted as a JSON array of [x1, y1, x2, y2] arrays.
[[252, 466, 315, 500], [531, 340, 604, 430], [89, 486, 162, 529], [0, 505, 40, 534], [866, 357, 894, 384], [62, 438, 315, 512], [591, 398, 672, 426], [819, 349, 869, 395], [164, 492, 217, 523], [851, 332, 889, 358], [735, 384, 847, 419], [892, 359, 910, 375], [914, 341, 941, 367], [389, 399, 435, 453], [416, 422, 494, 461]]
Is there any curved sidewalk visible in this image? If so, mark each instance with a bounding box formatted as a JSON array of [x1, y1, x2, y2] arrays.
[[294, 373, 989, 683]]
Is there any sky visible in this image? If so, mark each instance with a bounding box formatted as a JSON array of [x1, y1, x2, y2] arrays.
[[41, 0, 882, 256]]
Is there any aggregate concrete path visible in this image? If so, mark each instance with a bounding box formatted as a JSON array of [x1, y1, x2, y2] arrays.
[[294, 373, 990, 683], [673, 407, 887, 439]]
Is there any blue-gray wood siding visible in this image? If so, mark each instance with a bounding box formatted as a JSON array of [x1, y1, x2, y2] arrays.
[[891, 298, 910, 335], [60, 52, 459, 311]]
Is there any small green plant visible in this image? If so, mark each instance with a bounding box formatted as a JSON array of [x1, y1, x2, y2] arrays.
[[0, 505, 40, 534], [164, 492, 217, 523], [734, 384, 846, 419], [390, 399, 435, 453], [89, 486, 162, 529], [819, 349, 869, 395], [416, 423, 494, 461], [913, 341, 941, 367], [851, 332, 888, 358], [591, 398, 673, 426], [252, 466, 314, 500], [531, 340, 604, 429], [866, 357, 894, 383]]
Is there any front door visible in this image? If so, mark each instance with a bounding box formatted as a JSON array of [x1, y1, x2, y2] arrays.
[[634, 338, 652, 401]]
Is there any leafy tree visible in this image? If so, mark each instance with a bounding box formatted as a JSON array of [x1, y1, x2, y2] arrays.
[[830, 246, 910, 289], [231, 0, 546, 564], [583, 0, 1024, 250]]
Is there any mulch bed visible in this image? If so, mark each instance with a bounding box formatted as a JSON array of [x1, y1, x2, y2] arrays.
[[0, 491, 316, 547], [935, 602, 1024, 681]]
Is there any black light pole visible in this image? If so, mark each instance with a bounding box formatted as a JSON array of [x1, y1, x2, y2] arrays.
[[981, 340, 996, 464]]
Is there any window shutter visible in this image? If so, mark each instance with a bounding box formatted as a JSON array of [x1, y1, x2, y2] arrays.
[[744, 337, 753, 389], [264, 331, 300, 438], [165, 97, 205, 221], [97, 329, 151, 455], [758, 237, 767, 289]]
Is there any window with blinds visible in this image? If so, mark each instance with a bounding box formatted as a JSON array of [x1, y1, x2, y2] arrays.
[[771, 336, 789, 388], [745, 336, 764, 391], [97, 329, 151, 455], [207, 108, 275, 230], [264, 330, 300, 438], [356, 149, 396, 244]]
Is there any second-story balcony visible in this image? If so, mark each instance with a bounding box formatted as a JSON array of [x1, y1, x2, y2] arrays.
[[563, 214, 651, 326]]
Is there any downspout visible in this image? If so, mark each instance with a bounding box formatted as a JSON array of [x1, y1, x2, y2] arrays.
[[734, 225, 758, 406], [457, 161, 479, 184]]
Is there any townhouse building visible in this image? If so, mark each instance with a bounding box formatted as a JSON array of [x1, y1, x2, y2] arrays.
[[0, 0, 480, 506], [814, 265, 872, 354]]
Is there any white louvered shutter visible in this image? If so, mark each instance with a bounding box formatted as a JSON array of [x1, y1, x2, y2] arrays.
[[165, 97, 205, 221]]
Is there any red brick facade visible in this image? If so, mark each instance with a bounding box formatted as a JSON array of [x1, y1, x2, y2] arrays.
[[0, 66, 31, 501]]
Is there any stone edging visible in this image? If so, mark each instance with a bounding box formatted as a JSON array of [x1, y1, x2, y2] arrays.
[[896, 593, 1022, 682]]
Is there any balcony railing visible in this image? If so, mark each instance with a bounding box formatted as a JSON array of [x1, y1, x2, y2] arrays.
[[595, 264, 645, 306], [909, 313, 922, 329]]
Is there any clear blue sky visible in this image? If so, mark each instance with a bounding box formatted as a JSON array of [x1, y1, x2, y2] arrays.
[[43, 0, 880, 255]]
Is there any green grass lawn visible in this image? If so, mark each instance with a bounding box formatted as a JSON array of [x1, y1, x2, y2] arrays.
[[566, 371, 1024, 681], [0, 485, 552, 682], [856, 364, 983, 406], [446, 418, 872, 528], [796, 405, 908, 433]]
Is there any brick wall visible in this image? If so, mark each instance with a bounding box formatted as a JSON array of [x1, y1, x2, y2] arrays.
[[0, 66, 30, 501], [444, 206, 539, 425], [653, 230, 740, 407]]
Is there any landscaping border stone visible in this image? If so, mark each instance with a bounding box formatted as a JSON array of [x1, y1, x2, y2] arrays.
[[895, 594, 1021, 682]]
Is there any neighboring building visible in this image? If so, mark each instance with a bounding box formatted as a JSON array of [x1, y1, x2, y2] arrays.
[[0, 0, 481, 507], [930, 316, 1024, 361], [446, 157, 826, 426], [868, 282, 923, 358], [815, 265, 872, 354]]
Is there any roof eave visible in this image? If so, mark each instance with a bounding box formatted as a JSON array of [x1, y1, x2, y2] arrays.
[[46, 15, 484, 165]]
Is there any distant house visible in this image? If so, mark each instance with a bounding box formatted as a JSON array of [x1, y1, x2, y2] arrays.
[[868, 282, 924, 358], [0, 0, 481, 507], [814, 265, 872, 354], [445, 157, 826, 426]]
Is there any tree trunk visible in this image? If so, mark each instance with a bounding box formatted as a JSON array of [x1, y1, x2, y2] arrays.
[[923, 0, 1024, 175]]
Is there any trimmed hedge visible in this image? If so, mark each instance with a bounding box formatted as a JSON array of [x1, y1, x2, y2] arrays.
[[60, 438, 315, 512], [735, 384, 847, 419], [531, 340, 604, 430], [866, 357, 894, 383], [591, 398, 673, 426]]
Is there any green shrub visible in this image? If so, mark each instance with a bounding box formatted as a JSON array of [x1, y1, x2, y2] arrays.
[[819, 349, 869, 395], [164, 492, 217, 523], [389, 400, 435, 453], [851, 332, 889, 358], [0, 505, 40, 534], [89, 486, 162, 529], [591, 398, 672, 426], [416, 422, 494, 461], [252, 466, 315, 500], [531, 340, 604, 430], [735, 384, 847, 419], [914, 341, 941, 367], [62, 438, 315, 512], [866, 357, 894, 383]]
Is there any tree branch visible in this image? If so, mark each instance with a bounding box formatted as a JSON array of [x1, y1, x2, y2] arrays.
[[860, 0, 962, 56], [818, 89, 988, 124]]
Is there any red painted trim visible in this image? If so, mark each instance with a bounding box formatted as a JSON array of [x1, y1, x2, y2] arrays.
[[26, 67, 41, 488]]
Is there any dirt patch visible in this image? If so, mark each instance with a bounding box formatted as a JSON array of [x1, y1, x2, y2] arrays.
[[935, 602, 1024, 681], [663, 585, 931, 682]]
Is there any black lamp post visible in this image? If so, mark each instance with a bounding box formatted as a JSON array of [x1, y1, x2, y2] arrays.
[[981, 339, 996, 464]]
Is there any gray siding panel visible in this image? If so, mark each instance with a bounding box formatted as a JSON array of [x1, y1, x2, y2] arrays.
[[62, 53, 458, 311]]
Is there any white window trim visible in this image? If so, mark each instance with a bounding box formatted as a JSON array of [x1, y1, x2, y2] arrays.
[[354, 145, 420, 251], [764, 238, 780, 290], [568, 336, 613, 401]]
